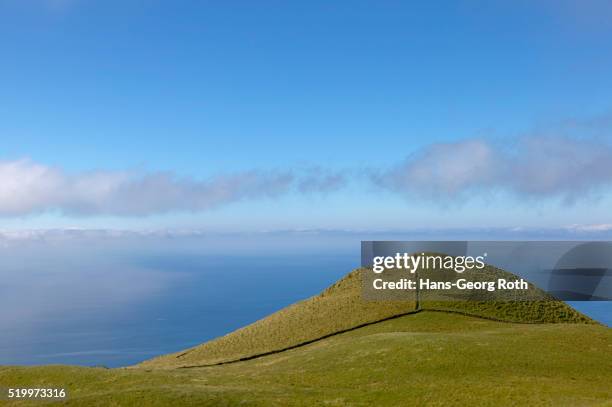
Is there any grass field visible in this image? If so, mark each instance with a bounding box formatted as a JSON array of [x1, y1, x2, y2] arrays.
[[1, 264, 609, 406], [1, 312, 610, 406]]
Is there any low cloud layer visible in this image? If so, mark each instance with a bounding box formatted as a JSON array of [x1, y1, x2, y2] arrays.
[[376, 136, 612, 202], [2, 134, 612, 217], [0, 160, 343, 216]]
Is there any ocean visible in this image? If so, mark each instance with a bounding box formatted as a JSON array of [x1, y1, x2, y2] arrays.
[[0, 252, 354, 367]]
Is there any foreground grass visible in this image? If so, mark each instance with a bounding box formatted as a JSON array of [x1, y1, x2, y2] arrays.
[[2, 312, 610, 406]]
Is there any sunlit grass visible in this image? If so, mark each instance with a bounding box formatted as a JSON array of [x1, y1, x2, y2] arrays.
[[2, 312, 610, 406]]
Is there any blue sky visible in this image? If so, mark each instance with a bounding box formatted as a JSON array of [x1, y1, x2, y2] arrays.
[[2, 0, 612, 232]]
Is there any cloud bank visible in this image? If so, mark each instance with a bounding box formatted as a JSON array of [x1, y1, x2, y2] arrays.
[[2, 134, 612, 217], [375, 136, 612, 202], [0, 160, 343, 216]]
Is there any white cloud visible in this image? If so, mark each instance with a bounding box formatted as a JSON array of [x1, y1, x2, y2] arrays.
[[567, 223, 612, 232], [297, 167, 346, 193], [2, 134, 612, 218], [0, 160, 344, 217], [375, 136, 612, 201], [374, 139, 501, 197]]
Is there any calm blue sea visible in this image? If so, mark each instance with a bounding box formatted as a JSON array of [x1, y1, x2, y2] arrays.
[[0, 251, 609, 368], [0, 253, 354, 367]]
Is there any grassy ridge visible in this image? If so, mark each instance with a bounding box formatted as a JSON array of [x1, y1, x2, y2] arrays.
[[2, 312, 610, 406], [421, 300, 593, 323], [417, 264, 595, 323], [141, 269, 416, 368], [141, 264, 593, 369]]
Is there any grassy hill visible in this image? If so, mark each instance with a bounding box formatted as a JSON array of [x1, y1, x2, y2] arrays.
[[0, 262, 608, 406], [140, 263, 593, 369]]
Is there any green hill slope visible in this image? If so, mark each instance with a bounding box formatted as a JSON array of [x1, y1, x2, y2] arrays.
[[140, 262, 593, 369], [2, 312, 610, 406], [140, 268, 417, 368]]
